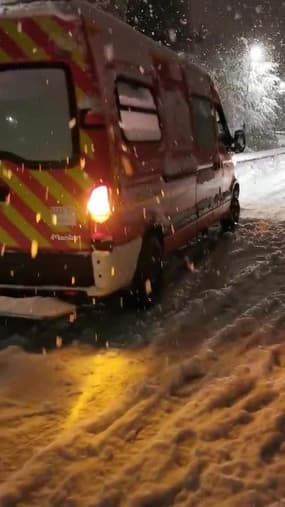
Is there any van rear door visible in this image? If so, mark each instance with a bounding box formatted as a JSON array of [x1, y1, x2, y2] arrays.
[[0, 62, 93, 255], [0, 14, 108, 261]]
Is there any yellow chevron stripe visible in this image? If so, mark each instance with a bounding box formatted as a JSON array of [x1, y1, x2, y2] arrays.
[[0, 226, 18, 247], [37, 17, 86, 71], [67, 168, 94, 193], [2, 20, 88, 104], [2, 20, 47, 60], [2, 204, 50, 247], [30, 172, 90, 248], [80, 130, 96, 160], [1, 168, 71, 233], [0, 47, 11, 63], [31, 171, 87, 221], [75, 86, 87, 105]]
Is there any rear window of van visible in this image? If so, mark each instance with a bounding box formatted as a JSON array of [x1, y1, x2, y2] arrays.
[[0, 64, 78, 167]]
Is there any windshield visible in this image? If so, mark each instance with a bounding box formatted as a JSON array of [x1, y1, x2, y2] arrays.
[[0, 65, 76, 167]]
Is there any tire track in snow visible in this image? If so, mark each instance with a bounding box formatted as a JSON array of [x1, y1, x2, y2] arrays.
[[1, 218, 285, 505]]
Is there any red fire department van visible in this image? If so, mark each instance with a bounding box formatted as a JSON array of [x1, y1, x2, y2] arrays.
[[0, 0, 245, 304]]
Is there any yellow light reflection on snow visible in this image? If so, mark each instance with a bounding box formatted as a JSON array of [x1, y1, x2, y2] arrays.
[[64, 352, 134, 430]]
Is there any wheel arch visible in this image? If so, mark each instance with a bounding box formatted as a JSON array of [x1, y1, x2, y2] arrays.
[[232, 180, 240, 198], [143, 223, 164, 248], [133, 223, 164, 280]]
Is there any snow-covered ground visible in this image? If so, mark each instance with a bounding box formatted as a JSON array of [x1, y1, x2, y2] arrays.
[[237, 150, 285, 220], [0, 153, 285, 507]]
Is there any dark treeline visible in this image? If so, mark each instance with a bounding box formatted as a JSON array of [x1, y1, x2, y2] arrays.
[[126, 0, 192, 50]]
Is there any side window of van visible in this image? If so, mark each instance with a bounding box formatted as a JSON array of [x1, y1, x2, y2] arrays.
[[116, 80, 162, 142], [191, 96, 216, 150], [215, 106, 232, 148]]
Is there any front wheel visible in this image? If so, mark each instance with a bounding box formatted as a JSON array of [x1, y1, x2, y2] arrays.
[[221, 196, 240, 232], [130, 234, 163, 308]]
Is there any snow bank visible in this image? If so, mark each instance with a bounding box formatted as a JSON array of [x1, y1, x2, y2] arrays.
[[234, 147, 285, 164], [2, 338, 285, 507], [236, 151, 285, 220], [0, 296, 75, 319]]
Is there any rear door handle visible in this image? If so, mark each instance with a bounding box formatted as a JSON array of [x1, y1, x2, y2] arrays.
[[0, 186, 10, 202]]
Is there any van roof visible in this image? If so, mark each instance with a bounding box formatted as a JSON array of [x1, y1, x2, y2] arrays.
[[0, 0, 178, 58], [0, 0, 212, 87]]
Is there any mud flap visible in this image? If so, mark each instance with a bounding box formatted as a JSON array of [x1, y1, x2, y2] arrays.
[[0, 296, 76, 320]]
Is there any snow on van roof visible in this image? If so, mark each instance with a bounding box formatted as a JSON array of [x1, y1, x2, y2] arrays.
[[0, 0, 79, 19], [0, 0, 118, 20]]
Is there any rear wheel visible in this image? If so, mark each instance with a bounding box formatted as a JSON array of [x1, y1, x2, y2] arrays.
[[221, 195, 240, 232], [130, 234, 163, 308]]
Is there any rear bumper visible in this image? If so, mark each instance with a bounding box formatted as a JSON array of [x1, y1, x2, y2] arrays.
[[0, 251, 94, 288], [0, 237, 142, 298]]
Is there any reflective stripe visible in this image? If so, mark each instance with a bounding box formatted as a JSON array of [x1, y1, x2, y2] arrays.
[[80, 131, 96, 160], [3, 20, 47, 59], [1, 168, 69, 233], [31, 171, 87, 223], [0, 212, 26, 246], [0, 25, 25, 59], [2, 205, 50, 247], [0, 226, 18, 247], [68, 167, 94, 192], [0, 47, 10, 62], [36, 17, 86, 71]]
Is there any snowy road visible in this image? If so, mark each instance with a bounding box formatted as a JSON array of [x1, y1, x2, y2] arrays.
[[0, 154, 285, 506], [237, 149, 285, 220]]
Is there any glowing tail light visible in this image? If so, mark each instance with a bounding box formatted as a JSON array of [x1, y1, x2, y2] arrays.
[[87, 185, 112, 224]]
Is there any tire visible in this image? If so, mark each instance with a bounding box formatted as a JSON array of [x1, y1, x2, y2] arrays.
[[221, 195, 240, 232], [130, 234, 163, 308]]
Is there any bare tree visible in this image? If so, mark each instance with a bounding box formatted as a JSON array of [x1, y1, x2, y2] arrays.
[[210, 45, 280, 137]]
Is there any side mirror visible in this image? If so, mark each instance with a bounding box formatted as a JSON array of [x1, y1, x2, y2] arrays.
[[233, 129, 246, 153], [80, 109, 105, 129]]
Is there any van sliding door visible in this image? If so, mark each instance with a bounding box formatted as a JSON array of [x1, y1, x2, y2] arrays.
[[190, 96, 220, 222], [159, 68, 197, 243]]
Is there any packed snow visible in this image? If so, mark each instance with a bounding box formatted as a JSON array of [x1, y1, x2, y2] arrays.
[[0, 296, 75, 319], [0, 152, 285, 506], [236, 150, 285, 220]]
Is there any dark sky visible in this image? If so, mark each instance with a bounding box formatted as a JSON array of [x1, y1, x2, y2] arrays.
[[127, 0, 192, 50], [191, 0, 285, 69]]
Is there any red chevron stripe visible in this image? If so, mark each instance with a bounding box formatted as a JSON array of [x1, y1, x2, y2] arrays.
[[0, 26, 27, 60], [22, 18, 94, 95], [0, 210, 29, 247]]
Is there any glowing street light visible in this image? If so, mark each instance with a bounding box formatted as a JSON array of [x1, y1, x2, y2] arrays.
[[279, 81, 285, 94], [249, 43, 264, 64]]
